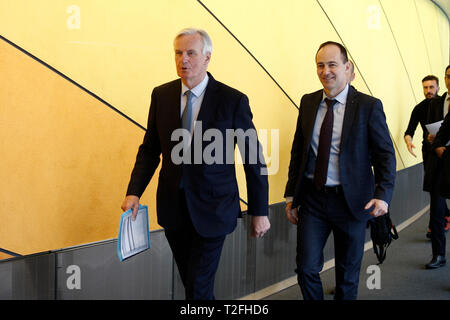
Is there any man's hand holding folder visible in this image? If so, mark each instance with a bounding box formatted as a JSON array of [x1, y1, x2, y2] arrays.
[[121, 195, 140, 221], [117, 204, 151, 261]]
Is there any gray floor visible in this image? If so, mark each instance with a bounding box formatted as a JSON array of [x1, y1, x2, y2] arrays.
[[264, 212, 450, 300]]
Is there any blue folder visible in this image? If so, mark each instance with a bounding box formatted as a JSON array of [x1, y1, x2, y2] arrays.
[[117, 204, 150, 261]]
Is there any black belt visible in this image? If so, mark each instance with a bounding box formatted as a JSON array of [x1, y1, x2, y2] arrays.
[[319, 185, 343, 194], [305, 178, 343, 195]]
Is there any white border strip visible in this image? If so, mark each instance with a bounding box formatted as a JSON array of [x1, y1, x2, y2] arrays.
[[238, 205, 429, 300]]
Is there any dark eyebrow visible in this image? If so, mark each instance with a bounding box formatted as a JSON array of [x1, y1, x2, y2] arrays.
[[317, 60, 338, 65]]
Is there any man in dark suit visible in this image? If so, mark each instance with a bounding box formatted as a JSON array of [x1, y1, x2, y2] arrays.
[[284, 41, 396, 300], [434, 112, 450, 198], [423, 65, 450, 269], [404, 75, 449, 238], [121, 28, 270, 300]]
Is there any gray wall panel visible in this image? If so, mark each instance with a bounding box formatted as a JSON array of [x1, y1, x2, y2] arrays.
[[0, 163, 431, 300], [0, 253, 55, 300], [0, 262, 12, 299], [55, 231, 172, 300], [172, 263, 184, 300], [173, 217, 256, 300], [255, 204, 297, 291], [390, 163, 428, 225], [215, 216, 255, 299]]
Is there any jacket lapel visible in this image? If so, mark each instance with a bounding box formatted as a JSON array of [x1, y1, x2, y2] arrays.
[[439, 93, 447, 119], [196, 72, 218, 124], [167, 79, 182, 131], [303, 90, 323, 148]]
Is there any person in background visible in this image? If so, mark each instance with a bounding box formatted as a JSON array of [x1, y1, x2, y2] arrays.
[[432, 80, 450, 199], [404, 75, 449, 239], [422, 65, 450, 269]]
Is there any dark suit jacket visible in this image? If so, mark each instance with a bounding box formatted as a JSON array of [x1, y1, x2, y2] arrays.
[[126, 73, 269, 237], [284, 85, 396, 222], [429, 93, 450, 197], [424, 93, 447, 193]]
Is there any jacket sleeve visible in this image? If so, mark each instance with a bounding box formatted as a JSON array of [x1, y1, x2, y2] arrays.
[[284, 98, 305, 198], [126, 88, 162, 198], [404, 104, 420, 137], [368, 99, 396, 204], [233, 94, 269, 216], [433, 112, 450, 150]]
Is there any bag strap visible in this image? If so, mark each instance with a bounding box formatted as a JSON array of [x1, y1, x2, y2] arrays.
[[371, 213, 399, 264], [390, 222, 399, 240], [372, 240, 388, 265]]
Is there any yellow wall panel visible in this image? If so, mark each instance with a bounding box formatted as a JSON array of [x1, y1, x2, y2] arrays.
[[0, 0, 297, 205], [380, 0, 431, 103], [0, 0, 448, 255], [415, 0, 449, 77], [202, 0, 349, 105], [207, 26, 298, 207], [0, 1, 302, 254], [0, 40, 158, 254], [379, 0, 431, 167], [0, 252, 13, 260], [197, 0, 373, 203], [0, 0, 207, 127], [318, 0, 423, 170], [436, 9, 450, 73]]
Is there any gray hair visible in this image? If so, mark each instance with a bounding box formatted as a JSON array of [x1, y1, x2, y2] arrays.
[[174, 28, 213, 55]]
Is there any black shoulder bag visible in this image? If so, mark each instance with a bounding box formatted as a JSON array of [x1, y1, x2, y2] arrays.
[[367, 212, 399, 264]]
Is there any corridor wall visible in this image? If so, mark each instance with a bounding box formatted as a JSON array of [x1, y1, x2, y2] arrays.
[[0, 0, 448, 256]]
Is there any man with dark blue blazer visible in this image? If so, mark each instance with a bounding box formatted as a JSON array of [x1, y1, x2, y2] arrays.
[[121, 28, 270, 300], [434, 110, 450, 198], [284, 41, 396, 300], [423, 65, 450, 269], [433, 67, 450, 198]]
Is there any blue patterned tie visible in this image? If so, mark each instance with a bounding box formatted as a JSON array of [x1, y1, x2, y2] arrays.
[[182, 90, 194, 133], [179, 90, 194, 189]]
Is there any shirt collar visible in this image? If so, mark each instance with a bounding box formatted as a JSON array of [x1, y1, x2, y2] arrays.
[[322, 83, 349, 106], [181, 74, 209, 98]]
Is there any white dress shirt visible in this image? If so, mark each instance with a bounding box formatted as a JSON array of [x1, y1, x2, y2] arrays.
[[305, 84, 349, 186]]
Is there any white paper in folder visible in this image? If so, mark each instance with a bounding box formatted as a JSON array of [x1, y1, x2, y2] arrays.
[[425, 120, 443, 135], [117, 205, 150, 261], [425, 120, 450, 146]]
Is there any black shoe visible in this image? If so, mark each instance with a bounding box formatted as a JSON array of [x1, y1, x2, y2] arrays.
[[426, 255, 446, 269]]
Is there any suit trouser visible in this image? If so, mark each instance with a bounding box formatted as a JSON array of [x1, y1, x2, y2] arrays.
[[424, 158, 449, 231], [164, 190, 226, 300], [429, 171, 447, 257], [296, 180, 366, 300]]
